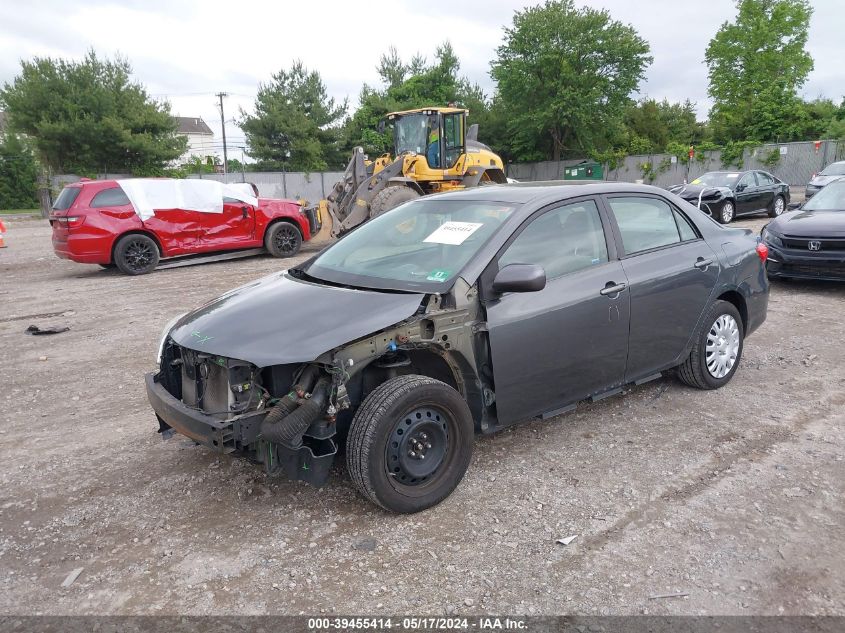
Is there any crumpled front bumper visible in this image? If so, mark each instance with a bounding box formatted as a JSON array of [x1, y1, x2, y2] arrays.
[[145, 372, 264, 453]]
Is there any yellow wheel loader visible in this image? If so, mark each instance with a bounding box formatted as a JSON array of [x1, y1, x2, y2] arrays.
[[317, 107, 507, 238]]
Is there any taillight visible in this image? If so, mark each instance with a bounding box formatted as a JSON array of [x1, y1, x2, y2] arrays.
[[756, 242, 768, 262], [57, 216, 85, 228]]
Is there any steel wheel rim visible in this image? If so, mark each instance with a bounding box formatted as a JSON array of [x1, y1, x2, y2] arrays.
[[705, 314, 740, 378], [721, 202, 734, 223], [774, 197, 784, 215], [386, 406, 450, 487], [125, 239, 154, 271], [273, 225, 298, 253]]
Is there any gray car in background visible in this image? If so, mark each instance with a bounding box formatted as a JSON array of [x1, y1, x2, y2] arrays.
[[805, 160, 845, 199], [146, 183, 769, 513]]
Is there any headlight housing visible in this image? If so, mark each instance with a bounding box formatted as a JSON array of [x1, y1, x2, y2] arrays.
[[156, 313, 187, 364], [761, 227, 783, 248]]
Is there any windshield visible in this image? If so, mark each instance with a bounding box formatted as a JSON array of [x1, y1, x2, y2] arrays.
[[691, 172, 741, 188], [303, 198, 516, 291], [394, 113, 437, 155], [819, 163, 845, 177], [803, 179, 845, 210]]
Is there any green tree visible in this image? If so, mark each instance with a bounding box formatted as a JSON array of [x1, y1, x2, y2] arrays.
[[705, 0, 814, 143], [342, 43, 506, 159], [623, 99, 706, 153], [241, 61, 347, 171], [0, 50, 185, 174], [0, 133, 39, 209], [490, 0, 652, 162]]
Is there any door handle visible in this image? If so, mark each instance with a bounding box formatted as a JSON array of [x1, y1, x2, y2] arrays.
[[600, 282, 627, 296], [694, 258, 714, 270]]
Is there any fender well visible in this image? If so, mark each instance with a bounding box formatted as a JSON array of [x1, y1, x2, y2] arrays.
[[111, 230, 163, 263]]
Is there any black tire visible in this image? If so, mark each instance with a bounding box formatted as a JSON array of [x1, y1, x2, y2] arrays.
[[677, 300, 744, 390], [264, 221, 302, 258], [717, 200, 735, 224], [114, 234, 159, 275], [346, 375, 474, 513], [768, 194, 786, 218], [369, 186, 420, 217]]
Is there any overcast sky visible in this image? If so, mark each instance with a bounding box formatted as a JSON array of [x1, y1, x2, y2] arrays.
[[1, 0, 842, 159]]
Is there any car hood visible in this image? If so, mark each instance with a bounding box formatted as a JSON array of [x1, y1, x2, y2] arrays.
[[668, 184, 730, 199], [808, 175, 842, 187], [169, 272, 425, 367], [768, 210, 845, 237]]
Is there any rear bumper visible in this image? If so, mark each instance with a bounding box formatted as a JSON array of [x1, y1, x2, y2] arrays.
[[52, 232, 113, 264]]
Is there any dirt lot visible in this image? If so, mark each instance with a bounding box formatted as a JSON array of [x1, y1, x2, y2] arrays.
[[0, 215, 843, 617]]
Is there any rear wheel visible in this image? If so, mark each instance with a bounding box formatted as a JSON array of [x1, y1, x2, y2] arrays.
[[114, 234, 159, 275], [264, 221, 302, 258], [346, 375, 474, 513], [677, 300, 744, 390], [768, 195, 786, 218], [717, 200, 735, 224]]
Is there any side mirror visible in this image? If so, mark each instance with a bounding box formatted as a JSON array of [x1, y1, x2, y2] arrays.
[[492, 264, 546, 294], [736, 183, 746, 192]]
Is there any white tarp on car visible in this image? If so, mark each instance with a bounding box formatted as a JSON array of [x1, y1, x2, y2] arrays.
[[117, 179, 258, 221]]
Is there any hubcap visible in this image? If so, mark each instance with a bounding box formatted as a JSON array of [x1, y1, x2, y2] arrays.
[[274, 226, 298, 253], [721, 203, 734, 223], [706, 314, 740, 379], [386, 406, 449, 486], [125, 240, 154, 271], [774, 197, 784, 215]]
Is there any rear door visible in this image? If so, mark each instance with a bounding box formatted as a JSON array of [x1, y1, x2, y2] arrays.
[[604, 194, 719, 381], [755, 171, 776, 209], [484, 197, 630, 424], [200, 197, 256, 248]]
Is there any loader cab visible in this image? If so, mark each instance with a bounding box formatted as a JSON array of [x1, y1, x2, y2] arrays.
[[383, 107, 467, 170]]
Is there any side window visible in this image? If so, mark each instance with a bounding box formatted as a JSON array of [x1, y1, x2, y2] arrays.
[[499, 199, 608, 280], [90, 187, 131, 208], [608, 196, 682, 255], [673, 208, 698, 241], [756, 171, 774, 185], [738, 172, 756, 189]]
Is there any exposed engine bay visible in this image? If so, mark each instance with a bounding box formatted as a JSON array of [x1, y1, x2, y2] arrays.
[[151, 286, 490, 488]]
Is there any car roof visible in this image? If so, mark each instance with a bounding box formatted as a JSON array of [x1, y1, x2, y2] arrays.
[[428, 181, 674, 205]]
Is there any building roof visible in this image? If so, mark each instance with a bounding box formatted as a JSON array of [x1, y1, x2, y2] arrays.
[[174, 116, 213, 136]]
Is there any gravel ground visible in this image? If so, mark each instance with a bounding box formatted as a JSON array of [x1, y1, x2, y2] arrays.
[[0, 215, 843, 616]]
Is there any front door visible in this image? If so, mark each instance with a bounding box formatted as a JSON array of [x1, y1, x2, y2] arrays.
[[484, 198, 630, 425], [200, 197, 256, 248], [604, 195, 720, 379], [734, 172, 760, 214]]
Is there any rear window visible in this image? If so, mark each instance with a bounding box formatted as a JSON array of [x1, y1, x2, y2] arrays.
[[52, 187, 81, 210], [90, 187, 131, 208]]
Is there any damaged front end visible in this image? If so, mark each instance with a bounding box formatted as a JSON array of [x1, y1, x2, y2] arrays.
[[146, 340, 350, 487]]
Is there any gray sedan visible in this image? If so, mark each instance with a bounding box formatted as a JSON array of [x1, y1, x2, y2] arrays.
[[147, 183, 770, 513]]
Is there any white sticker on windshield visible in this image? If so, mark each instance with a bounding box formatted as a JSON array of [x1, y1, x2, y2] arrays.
[[423, 221, 484, 245]]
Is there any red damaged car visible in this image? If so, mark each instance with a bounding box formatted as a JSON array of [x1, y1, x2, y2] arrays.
[[49, 178, 320, 275]]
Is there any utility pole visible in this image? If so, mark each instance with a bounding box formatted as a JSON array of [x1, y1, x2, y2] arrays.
[[216, 92, 228, 175]]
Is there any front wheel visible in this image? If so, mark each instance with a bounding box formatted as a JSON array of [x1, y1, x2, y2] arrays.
[[114, 234, 159, 275], [346, 375, 474, 513], [768, 195, 786, 218], [717, 200, 735, 224], [677, 300, 744, 390], [264, 221, 302, 258]]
